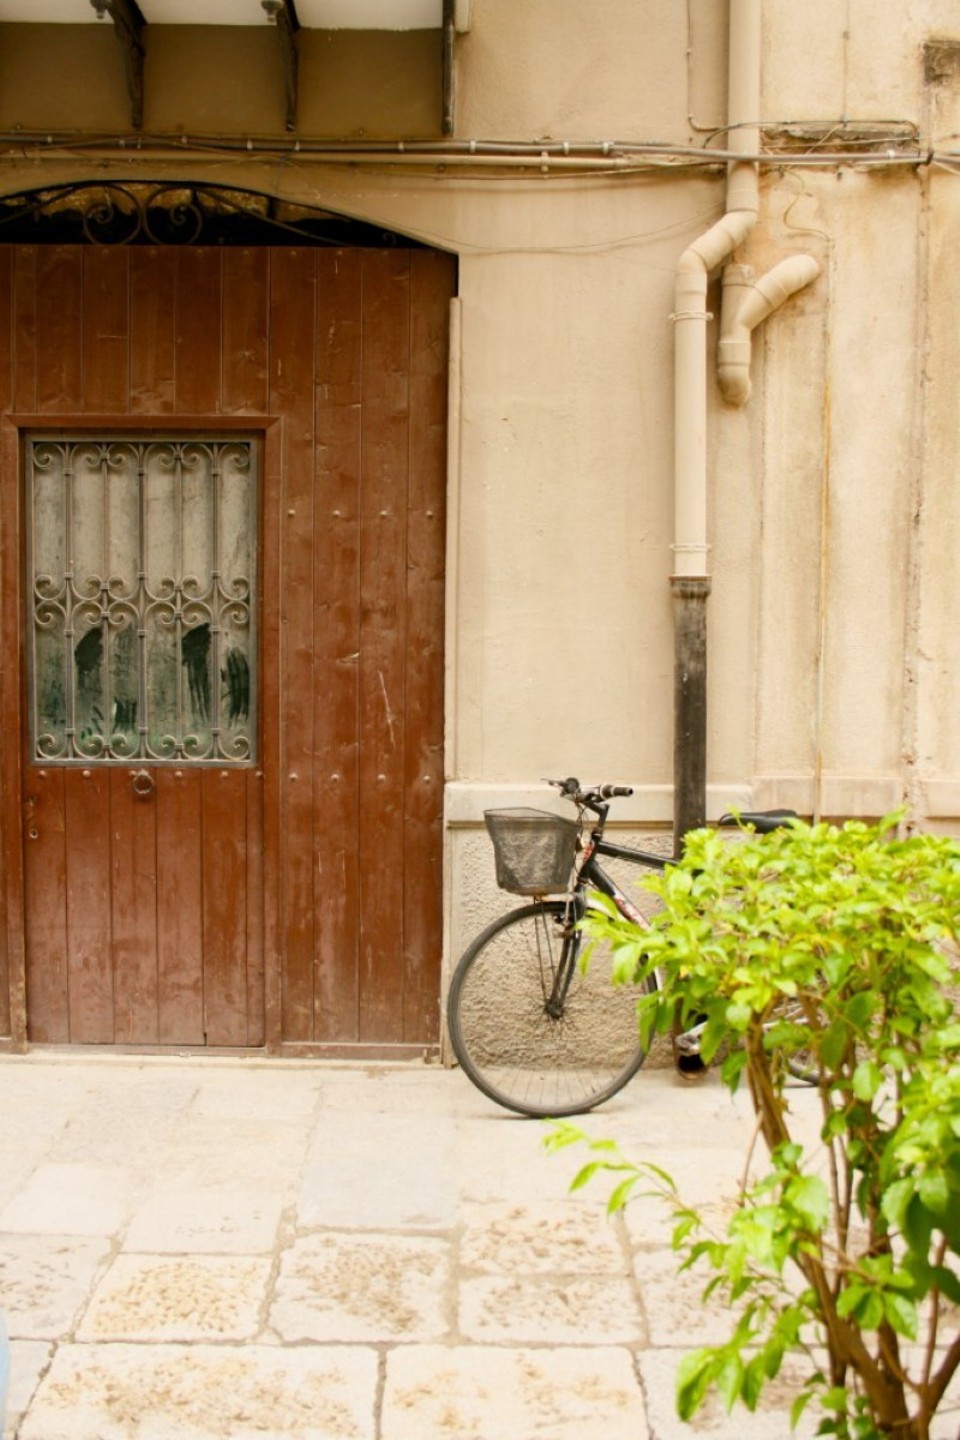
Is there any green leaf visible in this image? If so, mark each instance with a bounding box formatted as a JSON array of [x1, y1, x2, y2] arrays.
[[790, 1390, 813, 1430], [930, 1264, 960, 1305], [606, 1176, 639, 1213], [918, 1170, 950, 1216], [569, 1162, 601, 1191], [725, 1001, 753, 1030], [741, 1353, 768, 1411], [902, 1194, 935, 1253], [720, 1046, 749, 1089], [675, 1348, 715, 1421], [542, 1121, 587, 1153], [786, 1174, 830, 1231], [881, 1177, 914, 1231], [821, 1018, 850, 1070], [881, 1291, 918, 1339], [852, 1059, 883, 1101], [715, 1353, 745, 1412]]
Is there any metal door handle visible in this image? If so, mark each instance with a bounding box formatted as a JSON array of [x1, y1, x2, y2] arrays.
[[131, 769, 155, 798]]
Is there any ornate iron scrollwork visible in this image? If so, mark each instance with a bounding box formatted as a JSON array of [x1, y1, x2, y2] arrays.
[[0, 180, 413, 248], [29, 437, 257, 765], [79, 184, 205, 245]]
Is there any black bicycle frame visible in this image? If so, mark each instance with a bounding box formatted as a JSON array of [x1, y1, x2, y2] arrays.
[[541, 784, 795, 1027], [578, 831, 669, 927], [544, 825, 669, 1014]]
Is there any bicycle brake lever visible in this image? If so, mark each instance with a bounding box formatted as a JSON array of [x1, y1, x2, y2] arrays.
[[543, 776, 581, 798]]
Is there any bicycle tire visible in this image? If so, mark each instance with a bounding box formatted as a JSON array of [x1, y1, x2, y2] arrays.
[[447, 900, 655, 1118]]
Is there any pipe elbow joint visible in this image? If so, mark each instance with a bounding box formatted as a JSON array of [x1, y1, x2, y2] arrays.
[[717, 337, 753, 404], [717, 253, 821, 405], [739, 254, 821, 331]]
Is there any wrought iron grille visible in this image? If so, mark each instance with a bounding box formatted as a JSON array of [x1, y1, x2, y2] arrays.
[[0, 181, 418, 248], [27, 436, 257, 764]]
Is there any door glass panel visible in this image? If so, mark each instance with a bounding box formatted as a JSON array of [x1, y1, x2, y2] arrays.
[[27, 436, 257, 764]]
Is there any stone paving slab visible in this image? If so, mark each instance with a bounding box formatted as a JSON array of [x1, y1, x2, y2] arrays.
[[628, 1242, 739, 1347], [0, 1162, 137, 1237], [0, 1235, 110, 1338], [17, 1343, 379, 1440], [298, 1109, 458, 1229], [51, 1071, 200, 1168], [122, 1181, 287, 1254], [381, 1344, 650, 1440], [458, 1201, 627, 1274], [459, 1271, 646, 1344], [271, 1232, 452, 1342], [77, 1255, 272, 1341], [5, 1341, 52, 1437]]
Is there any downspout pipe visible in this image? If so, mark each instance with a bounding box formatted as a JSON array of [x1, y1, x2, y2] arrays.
[[670, 0, 818, 853], [671, 0, 760, 854]]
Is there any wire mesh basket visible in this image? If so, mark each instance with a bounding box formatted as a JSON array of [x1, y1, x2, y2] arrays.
[[484, 808, 580, 895]]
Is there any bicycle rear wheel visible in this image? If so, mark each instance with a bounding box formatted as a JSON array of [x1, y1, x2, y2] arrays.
[[447, 900, 654, 1117]]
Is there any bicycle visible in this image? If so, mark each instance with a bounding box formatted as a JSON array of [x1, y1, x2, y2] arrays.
[[446, 776, 804, 1118]]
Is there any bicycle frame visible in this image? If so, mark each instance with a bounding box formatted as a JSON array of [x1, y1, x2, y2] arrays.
[[579, 833, 668, 926], [544, 819, 669, 1015], [564, 801, 804, 1068]]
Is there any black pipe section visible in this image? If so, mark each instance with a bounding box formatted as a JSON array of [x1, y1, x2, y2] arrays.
[[672, 576, 711, 857], [442, 0, 456, 136]]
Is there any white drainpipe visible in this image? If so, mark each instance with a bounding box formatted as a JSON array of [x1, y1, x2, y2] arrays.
[[670, 0, 819, 847], [672, 0, 761, 581]]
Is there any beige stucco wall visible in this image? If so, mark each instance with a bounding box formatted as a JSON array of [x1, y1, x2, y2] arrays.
[[916, 40, 960, 829], [0, 0, 958, 989]]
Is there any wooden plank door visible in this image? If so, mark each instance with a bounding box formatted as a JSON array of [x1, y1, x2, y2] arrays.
[[1, 240, 453, 1051]]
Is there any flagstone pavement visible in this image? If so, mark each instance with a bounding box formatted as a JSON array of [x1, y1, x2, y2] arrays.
[[0, 1052, 955, 1439]]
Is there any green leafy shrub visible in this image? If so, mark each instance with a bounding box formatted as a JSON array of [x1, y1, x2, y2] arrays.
[[550, 815, 960, 1440]]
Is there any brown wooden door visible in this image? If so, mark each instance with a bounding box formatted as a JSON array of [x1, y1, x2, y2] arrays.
[[0, 242, 453, 1050]]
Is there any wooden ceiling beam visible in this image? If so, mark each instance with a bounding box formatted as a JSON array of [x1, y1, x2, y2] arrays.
[[262, 0, 300, 132], [90, 0, 146, 131]]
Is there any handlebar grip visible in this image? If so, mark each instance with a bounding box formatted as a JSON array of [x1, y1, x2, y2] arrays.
[[600, 784, 633, 799]]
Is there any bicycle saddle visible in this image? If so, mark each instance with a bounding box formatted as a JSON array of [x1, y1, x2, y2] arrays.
[[717, 809, 798, 833]]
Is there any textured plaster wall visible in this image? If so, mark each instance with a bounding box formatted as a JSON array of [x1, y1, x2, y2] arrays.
[[916, 40, 960, 828], [454, 0, 726, 143], [755, 0, 958, 823]]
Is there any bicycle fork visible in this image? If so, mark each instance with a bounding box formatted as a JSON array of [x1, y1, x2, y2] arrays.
[[542, 895, 586, 1018]]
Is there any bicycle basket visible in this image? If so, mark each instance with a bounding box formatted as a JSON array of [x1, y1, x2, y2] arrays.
[[484, 808, 579, 895]]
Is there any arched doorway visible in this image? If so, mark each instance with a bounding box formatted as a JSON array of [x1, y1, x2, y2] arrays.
[[0, 182, 455, 1053]]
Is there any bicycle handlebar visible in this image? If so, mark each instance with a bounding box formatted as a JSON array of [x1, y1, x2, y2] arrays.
[[546, 776, 634, 806]]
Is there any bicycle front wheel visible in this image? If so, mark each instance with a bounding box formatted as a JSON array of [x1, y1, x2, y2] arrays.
[[447, 900, 654, 1118]]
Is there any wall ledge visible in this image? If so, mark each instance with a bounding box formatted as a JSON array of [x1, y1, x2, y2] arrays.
[[444, 781, 751, 826], [443, 774, 960, 824], [751, 774, 902, 818], [919, 779, 960, 819]]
